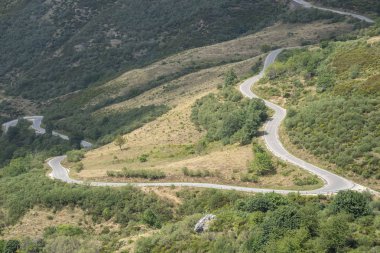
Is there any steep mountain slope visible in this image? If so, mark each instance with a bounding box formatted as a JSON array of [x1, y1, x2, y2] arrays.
[[42, 21, 354, 143], [0, 0, 288, 101]]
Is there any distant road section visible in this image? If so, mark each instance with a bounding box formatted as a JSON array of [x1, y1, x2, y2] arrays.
[[2, 116, 92, 148], [292, 0, 375, 23]]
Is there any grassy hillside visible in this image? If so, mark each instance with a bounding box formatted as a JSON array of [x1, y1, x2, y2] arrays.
[[40, 21, 354, 144], [74, 55, 323, 191], [0, 0, 289, 101], [254, 33, 380, 188]]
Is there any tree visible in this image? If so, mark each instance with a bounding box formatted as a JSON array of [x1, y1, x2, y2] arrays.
[[331, 190, 372, 218], [319, 214, 349, 252], [45, 122, 54, 135], [70, 132, 84, 149], [260, 44, 271, 53], [250, 145, 275, 176], [224, 69, 238, 86], [114, 135, 126, 150], [143, 209, 161, 228]]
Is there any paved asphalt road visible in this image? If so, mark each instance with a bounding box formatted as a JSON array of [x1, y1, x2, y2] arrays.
[[3, 0, 377, 195]]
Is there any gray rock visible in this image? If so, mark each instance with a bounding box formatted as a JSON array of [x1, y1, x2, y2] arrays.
[[194, 214, 216, 233]]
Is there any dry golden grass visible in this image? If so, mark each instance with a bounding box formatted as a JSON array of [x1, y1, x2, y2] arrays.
[[117, 229, 158, 253], [367, 36, 380, 46], [2, 207, 120, 240]]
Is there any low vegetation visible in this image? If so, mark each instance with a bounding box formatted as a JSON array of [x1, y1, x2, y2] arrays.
[[249, 143, 276, 176], [191, 71, 268, 145], [0, 156, 173, 233], [0, 147, 378, 252], [107, 168, 166, 180], [255, 36, 380, 182], [46, 104, 169, 145], [136, 190, 380, 253], [66, 150, 85, 163], [182, 167, 214, 178], [286, 96, 379, 178]]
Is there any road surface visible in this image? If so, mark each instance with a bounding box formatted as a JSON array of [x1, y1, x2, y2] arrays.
[[2, 0, 376, 195], [44, 48, 370, 195]]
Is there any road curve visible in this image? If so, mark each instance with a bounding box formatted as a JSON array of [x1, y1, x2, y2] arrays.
[[4, 0, 376, 195], [240, 49, 356, 194], [44, 50, 365, 195]]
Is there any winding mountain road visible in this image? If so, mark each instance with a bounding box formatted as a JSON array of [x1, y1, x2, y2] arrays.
[[293, 0, 375, 23], [2, 0, 377, 195]]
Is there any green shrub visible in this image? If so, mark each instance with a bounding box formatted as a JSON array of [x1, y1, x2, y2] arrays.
[[224, 69, 238, 86], [44, 225, 84, 238], [249, 144, 275, 176], [236, 193, 289, 212], [181, 167, 213, 177], [240, 173, 259, 183], [139, 154, 149, 163], [3, 240, 20, 253], [107, 168, 166, 180], [66, 150, 85, 163], [293, 175, 319, 186], [331, 191, 372, 218], [285, 96, 379, 177], [191, 85, 268, 145], [73, 162, 84, 173]]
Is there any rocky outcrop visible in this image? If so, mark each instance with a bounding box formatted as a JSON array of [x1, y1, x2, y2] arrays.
[[194, 214, 216, 233]]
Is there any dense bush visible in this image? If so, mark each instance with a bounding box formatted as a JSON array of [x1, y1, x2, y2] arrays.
[[249, 143, 276, 176], [286, 96, 380, 178], [331, 190, 372, 217], [236, 193, 289, 212], [191, 85, 268, 145], [182, 167, 213, 178], [293, 175, 320, 186], [66, 150, 85, 162]]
